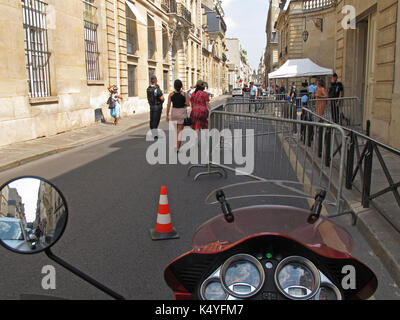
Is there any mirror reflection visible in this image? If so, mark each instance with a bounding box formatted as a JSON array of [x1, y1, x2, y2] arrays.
[[0, 177, 67, 253]]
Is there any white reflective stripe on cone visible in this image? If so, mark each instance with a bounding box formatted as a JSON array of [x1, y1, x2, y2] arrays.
[[157, 213, 172, 225], [159, 195, 169, 205]]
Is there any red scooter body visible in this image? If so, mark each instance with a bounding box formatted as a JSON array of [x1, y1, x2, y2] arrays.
[[164, 205, 377, 301]]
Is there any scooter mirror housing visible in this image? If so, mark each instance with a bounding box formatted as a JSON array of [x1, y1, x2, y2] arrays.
[[0, 176, 68, 255]]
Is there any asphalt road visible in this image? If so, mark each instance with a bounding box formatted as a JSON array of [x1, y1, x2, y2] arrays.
[[0, 103, 399, 300]]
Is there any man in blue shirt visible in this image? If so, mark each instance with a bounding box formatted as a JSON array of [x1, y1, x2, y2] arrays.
[[249, 82, 258, 112], [308, 79, 318, 99]]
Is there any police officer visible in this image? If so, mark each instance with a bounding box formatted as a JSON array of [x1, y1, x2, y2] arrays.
[[147, 75, 165, 139]]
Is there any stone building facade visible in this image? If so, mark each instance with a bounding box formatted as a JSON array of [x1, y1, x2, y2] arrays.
[[265, 0, 281, 83], [201, 0, 228, 96], [335, 0, 400, 148], [0, 0, 228, 148], [275, 0, 337, 72]]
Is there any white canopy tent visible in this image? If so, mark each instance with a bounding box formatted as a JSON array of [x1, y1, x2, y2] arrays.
[[269, 58, 333, 79]]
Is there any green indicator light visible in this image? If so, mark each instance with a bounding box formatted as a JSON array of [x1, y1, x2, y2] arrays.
[[266, 253, 272, 259]]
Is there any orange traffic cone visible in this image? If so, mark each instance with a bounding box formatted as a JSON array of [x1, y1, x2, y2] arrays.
[[150, 186, 179, 241]]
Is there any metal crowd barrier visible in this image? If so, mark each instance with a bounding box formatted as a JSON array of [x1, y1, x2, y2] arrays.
[[302, 106, 400, 233], [187, 100, 349, 218], [305, 97, 363, 132]]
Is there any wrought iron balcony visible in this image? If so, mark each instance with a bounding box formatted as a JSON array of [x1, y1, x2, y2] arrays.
[[164, 0, 192, 24], [302, 0, 336, 12]]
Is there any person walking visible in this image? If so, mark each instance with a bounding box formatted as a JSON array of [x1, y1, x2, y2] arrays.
[[147, 75, 165, 138], [300, 82, 309, 107], [308, 78, 318, 99], [249, 82, 258, 112], [315, 79, 328, 117], [107, 85, 123, 125], [290, 82, 298, 106], [166, 79, 190, 151], [190, 80, 210, 138], [328, 73, 344, 124]]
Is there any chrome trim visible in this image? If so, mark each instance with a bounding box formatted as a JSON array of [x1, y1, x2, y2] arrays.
[[274, 256, 321, 300], [314, 282, 343, 300], [200, 277, 228, 301], [220, 254, 265, 299]]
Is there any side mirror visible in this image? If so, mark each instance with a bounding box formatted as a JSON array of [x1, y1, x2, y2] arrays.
[[0, 176, 68, 254]]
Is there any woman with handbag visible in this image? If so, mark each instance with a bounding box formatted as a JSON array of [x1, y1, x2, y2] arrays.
[[166, 79, 190, 151], [190, 80, 210, 137], [107, 85, 123, 125]]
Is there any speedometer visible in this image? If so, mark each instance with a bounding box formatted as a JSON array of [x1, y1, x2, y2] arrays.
[[220, 254, 265, 298], [200, 278, 227, 300], [274, 256, 320, 300]]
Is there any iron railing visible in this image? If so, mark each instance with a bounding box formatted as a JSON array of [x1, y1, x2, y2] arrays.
[[21, 0, 51, 98], [302, 0, 337, 12], [84, 21, 100, 81], [301, 105, 400, 233], [168, 0, 192, 23]]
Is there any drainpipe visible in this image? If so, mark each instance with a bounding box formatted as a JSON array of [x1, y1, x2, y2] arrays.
[[113, 0, 121, 91]]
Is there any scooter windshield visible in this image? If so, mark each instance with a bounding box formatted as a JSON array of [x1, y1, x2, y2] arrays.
[[194, 181, 353, 255]]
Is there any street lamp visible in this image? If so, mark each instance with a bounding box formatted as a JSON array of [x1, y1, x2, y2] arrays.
[[302, 17, 308, 42], [302, 30, 309, 42]]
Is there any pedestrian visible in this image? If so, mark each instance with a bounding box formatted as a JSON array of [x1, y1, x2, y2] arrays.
[[328, 72, 344, 124], [279, 82, 286, 100], [300, 81, 309, 107], [147, 75, 165, 139], [190, 80, 211, 138], [107, 85, 123, 126], [261, 84, 267, 97], [166, 79, 190, 151], [187, 86, 195, 100], [315, 79, 328, 117], [290, 82, 298, 105], [308, 78, 318, 99], [249, 82, 258, 111]]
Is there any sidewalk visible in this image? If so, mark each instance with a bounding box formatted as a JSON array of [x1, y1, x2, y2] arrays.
[[0, 94, 229, 173], [0, 112, 150, 173]]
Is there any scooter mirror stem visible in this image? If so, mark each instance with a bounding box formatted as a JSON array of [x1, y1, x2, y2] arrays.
[[216, 190, 234, 223], [44, 248, 126, 300], [308, 190, 327, 224]]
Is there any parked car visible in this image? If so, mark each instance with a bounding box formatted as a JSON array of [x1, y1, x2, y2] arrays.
[[0, 217, 37, 252], [232, 88, 244, 97]]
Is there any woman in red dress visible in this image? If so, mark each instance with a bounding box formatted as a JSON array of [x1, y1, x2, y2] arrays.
[[190, 80, 211, 136]]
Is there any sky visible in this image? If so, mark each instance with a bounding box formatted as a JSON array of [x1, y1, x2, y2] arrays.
[[222, 0, 270, 71], [9, 178, 40, 223]]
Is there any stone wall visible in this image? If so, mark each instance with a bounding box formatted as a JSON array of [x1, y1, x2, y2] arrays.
[[335, 0, 400, 148], [0, 0, 110, 147]]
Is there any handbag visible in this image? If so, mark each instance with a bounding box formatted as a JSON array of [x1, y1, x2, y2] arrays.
[[183, 117, 192, 126], [107, 94, 116, 109], [183, 107, 192, 126]]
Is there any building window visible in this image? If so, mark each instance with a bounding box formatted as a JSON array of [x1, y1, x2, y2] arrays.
[[21, 0, 51, 98], [128, 65, 136, 97], [147, 15, 156, 60], [163, 70, 169, 92], [271, 31, 278, 44], [83, 0, 100, 80], [162, 25, 169, 62], [126, 3, 138, 55], [148, 68, 155, 84]]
